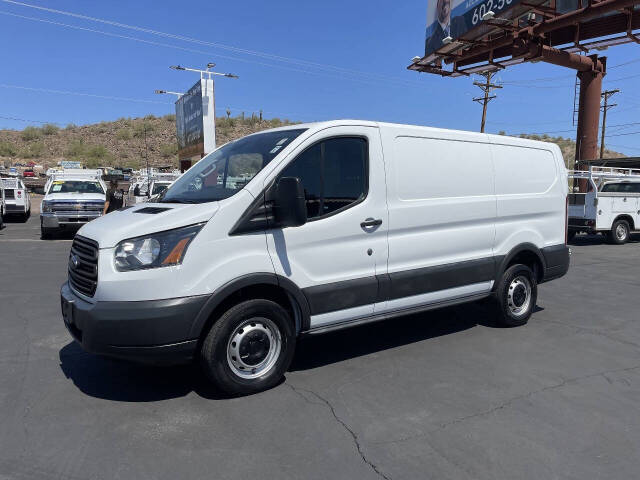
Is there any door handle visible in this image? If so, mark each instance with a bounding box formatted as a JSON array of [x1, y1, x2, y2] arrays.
[[360, 218, 382, 228]]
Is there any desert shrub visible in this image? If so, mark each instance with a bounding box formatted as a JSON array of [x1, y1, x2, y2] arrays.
[[0, 141, 17, 157], [164, 114, 176, 122], [41, 123, 59, 135], [116, 128, 133, 140], [159, 143, 178, 158], [20, 142, 45, 158], [66, 139, 86, 159], [133, 121, 154, 138], [65, 123, 77, 130], [21, 126, 42, 141]]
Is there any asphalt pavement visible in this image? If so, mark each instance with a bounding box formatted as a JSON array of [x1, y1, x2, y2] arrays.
[[1, 211, 639, 480]]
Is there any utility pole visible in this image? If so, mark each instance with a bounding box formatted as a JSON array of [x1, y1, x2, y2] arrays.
[[600, 88, 619, 159], [473, 72, 502, 133]]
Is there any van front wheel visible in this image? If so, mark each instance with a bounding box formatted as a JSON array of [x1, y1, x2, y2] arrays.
[[493, 264, 538, 327], [200, 299, 296, 396]]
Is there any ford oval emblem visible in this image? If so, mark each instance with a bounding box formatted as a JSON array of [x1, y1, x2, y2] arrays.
[[71, 254, 80, 268]]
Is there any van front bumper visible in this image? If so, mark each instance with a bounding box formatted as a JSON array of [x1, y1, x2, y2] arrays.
[[60, 282, 207, 365]]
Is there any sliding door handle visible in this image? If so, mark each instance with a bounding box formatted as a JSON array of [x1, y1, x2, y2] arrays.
[[360, 218, 382, 228]]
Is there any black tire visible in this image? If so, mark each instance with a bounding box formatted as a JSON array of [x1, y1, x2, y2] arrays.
[[492, 264, 538, 327], [23, 208, 30, 222], [609, 219, 630, 245], [567, 230, 576, 242], [41, 227, 53, 240], [200, 299, 296, 396]]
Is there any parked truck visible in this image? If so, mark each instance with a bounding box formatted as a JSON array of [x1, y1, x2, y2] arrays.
[[40, 169, 106, 239], [568, 166, 640, 244]]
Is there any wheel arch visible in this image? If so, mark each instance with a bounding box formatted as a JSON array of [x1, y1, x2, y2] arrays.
[[189, 273, 311, 343], [613, 214, 634, 231], [494, 243, 546, 288]]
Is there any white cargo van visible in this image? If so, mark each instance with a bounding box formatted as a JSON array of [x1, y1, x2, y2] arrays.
[[61, 121, 569, 395]]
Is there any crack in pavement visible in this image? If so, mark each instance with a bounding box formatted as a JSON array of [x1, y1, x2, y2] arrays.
[[285, 383, 391, 480], [374, 363, 640, 447], [537, 317, 640, 351]]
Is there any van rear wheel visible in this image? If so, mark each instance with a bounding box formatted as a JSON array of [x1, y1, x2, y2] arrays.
[[200, 299, 296, 396], [493, 264, 537, 327]]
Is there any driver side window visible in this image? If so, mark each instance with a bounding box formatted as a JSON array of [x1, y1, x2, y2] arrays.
[[278, 137, 368, 220]]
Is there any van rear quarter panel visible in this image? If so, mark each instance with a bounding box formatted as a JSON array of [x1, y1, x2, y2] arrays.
[[489, 138, 567, 256]]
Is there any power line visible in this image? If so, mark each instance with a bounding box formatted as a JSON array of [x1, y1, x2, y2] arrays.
[[0, 114, 63, 125], [0, 83, 173, 104], [0, 0, 425, 88], [0, 10, 429, 91]]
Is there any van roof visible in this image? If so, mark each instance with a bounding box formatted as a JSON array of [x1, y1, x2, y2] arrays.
[[259, 120, 560, 149]]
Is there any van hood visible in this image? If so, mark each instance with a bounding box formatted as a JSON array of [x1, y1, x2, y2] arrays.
[[43, 192, 106, 202], [78, 202, 219, 248]]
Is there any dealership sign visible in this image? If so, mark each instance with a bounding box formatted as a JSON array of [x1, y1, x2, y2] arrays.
[[175, 78, 216, 160]]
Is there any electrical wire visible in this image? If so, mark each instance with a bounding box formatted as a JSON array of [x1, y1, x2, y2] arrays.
[[0, 0, 425, 88]]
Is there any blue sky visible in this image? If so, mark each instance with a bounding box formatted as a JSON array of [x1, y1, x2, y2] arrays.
[[1, 0, 640, 155]]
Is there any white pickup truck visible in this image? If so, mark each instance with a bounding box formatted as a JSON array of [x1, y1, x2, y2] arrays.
[[40, 169, 107, 239], [568, 166, 640, 244], [1, 177, 31, 221]]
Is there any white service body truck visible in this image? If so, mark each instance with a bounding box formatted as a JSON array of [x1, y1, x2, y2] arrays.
[[41, 169, 107, 238], [61, 121, 570, 395], [568, 166, 640, 244], [0, 177, 31, 221]]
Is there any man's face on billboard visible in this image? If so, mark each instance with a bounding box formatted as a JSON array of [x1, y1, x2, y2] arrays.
[[437, 0, 451, 25]]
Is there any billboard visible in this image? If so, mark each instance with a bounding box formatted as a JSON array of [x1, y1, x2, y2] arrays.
[[175, 78, 216, 160], [425, 0, 522, 57]]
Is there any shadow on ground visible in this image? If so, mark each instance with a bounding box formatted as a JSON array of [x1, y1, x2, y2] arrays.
[[59, 299, 505, 401], [570, 232, 640, 246]]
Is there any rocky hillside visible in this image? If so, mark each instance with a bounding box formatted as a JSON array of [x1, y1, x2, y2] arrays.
[[0, 114, 296, 169], [0, 116, 624, 169], [502, 132, 624, 165]]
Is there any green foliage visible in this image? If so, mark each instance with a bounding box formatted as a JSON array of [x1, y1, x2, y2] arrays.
[[164, 114, 176, 122], [21, 126, 42, 141], [159, 143, 178, 159], [65, 139, 86, 159], [133, 121, 155, 138], [41, 123, 60, 135], [20, 142, 45, 158], [143, 114, 156, 121], [0, 141, 18, 157], [116, 128, 133, 141]]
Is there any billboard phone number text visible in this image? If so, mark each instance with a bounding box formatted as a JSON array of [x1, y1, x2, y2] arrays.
[[471, 0, 513, 25]]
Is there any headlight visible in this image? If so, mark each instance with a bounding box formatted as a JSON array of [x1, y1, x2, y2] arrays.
[[41, 200, 52, 213], [114, 223, 204, 271]]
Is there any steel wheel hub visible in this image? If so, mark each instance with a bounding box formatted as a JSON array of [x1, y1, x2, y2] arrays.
[[616, 224, 627, 240], [227, 317, 281, 379], [507, 276, 532, 317]]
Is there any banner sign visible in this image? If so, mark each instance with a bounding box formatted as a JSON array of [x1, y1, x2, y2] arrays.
[[425, 0, 521, 56], [175, 79, 216, 161]]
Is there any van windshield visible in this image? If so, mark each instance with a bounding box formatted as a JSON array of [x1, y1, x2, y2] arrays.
[[159, 128, 307, 204]]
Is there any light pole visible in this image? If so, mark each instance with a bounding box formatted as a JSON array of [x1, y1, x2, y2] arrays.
[[154, 89, 183, 98]]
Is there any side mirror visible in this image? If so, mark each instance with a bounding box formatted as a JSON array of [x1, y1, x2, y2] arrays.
[[274, 177, 307, 228]]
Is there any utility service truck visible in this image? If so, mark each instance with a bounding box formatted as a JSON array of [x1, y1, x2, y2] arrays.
[[568, 166, 640, 244], [41, 169, 107, 239], [0, 177, 31, 221]]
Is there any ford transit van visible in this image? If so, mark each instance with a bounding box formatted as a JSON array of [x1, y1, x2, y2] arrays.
[[61, 121, 570, 395]]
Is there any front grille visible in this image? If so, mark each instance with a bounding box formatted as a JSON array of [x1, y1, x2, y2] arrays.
[[68, 235, 99, 297], [4, 190, 14, 199], [51, 202, 104, 213]]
